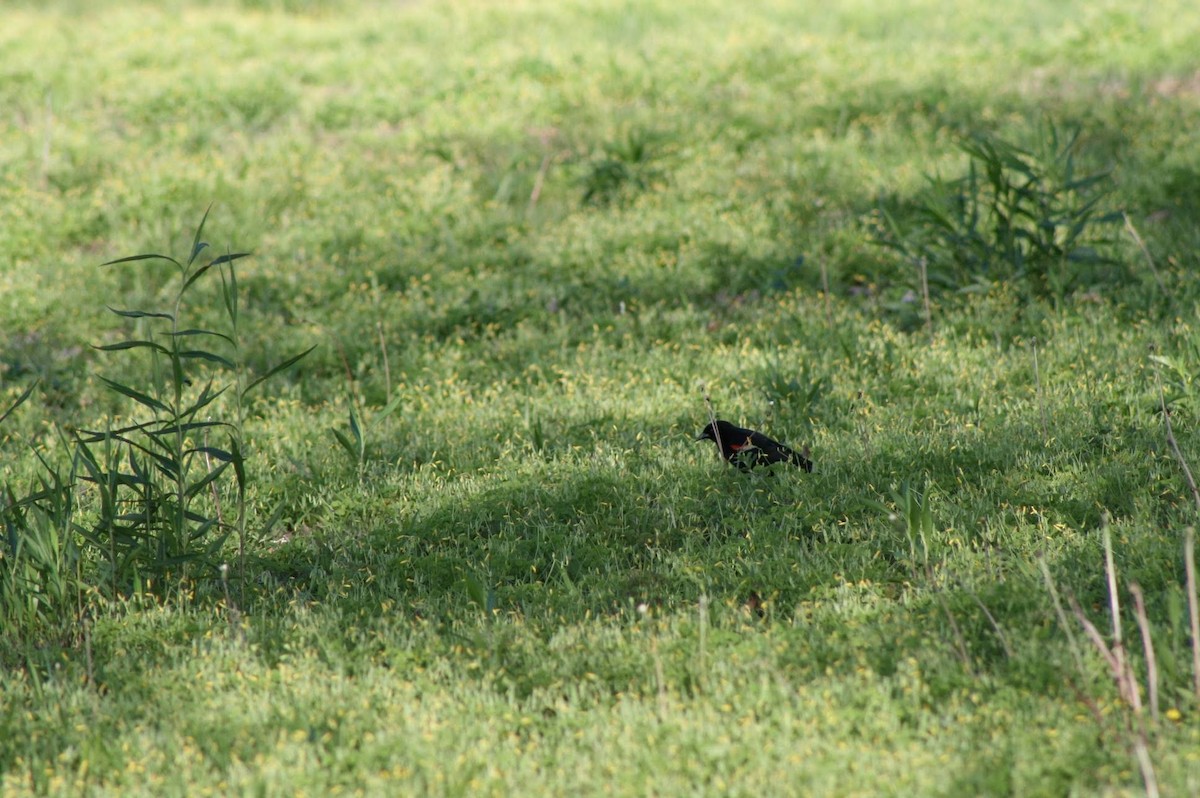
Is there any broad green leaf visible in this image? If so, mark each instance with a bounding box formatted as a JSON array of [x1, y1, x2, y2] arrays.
[[94, 340, 173, 356], [178, 350, 237, 369], [154, 420, 230, 437], [220, 258, 239, 321], [462, 574, 487, 609], [106, 307, 175, 321], [1149, 354, 1178, 370], [348, 406, 362, 450], [98, 377, 170, 413], [331, 428, 358, 461], [230, 437, 246, 500], [146, 452, 180, 481], [170, 328, 235, 344], [188, 446, 234, 463], [75, 419, 162, 442]]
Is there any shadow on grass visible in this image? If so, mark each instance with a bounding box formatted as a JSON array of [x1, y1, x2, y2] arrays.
[[243, 385, 1186, 682]]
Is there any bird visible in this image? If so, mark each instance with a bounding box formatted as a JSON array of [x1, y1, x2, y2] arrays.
[[696, 419, 813, 472]]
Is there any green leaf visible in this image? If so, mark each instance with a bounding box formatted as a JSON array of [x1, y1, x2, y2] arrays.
[[200, 526, 234, 554], [145, 451, 181, 481], [0, 379, 37, 426], [181, 259, 220, 294], [207, 252, 252, 268], [93, 339, 174, 356], [102, 252, 182, 269], [373, 394, 405, 427], [178, 350, 237, 369], [348, 406, 362, 451], [331, 428, 358, 461], [188, 446, 234, 463], [170, 328, 235, 344], [185, 460, 231, 500], [220, 257, 239, 320], [1149, 354, 1179, 371], [230, 437, 246, 500], [161, 420, 230, 436], [98, 377, 170, 413], [188, 204, 213, 267], [258, 499, 286, 540], [242, 345, 317, 399], [106, 307, 175, 322], [177, 382, 229, 419], [462, 574, 487, 609]]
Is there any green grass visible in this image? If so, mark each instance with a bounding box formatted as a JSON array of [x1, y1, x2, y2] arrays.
[[4, 0, 1200, 794]]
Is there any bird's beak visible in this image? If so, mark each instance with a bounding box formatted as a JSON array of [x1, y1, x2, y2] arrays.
[[695, 431, 708, 441]]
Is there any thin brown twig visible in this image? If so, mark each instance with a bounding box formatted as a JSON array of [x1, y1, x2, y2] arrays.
[[651, 632, 668, 720], [1039, 557, 1088, 676], [1186, 527, 1200, 701], [919, 257, 933, 343], [1123, 212, 1167, 295], [928, 565, 972, 669], [40, 91, 53, 189], [1068, 591, 1141, 712], [697, 594, 708, 691], [968, 588, 1013, 659], [1051, 556, 1159, 797], [529, 153, 551, 210], [1102, 525, 1141, 714], [1068, 592, 1122, 676], [1132, 733, 1161, 798], [1129, 582, 1159, 722], [83, 609, 95, 690], [820, 257, 833, 329], [1153, 357, 1200, 513], [1102, 524, 1123, 654], [377, 321, 391, 406], [201, 432, 225, 528], [702, 391, 723, 460], [1033, 337, 1049, 444]]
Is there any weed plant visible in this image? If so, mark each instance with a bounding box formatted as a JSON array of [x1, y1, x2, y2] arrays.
[[875, 123, 1126, 301], [2, 211, 310, 633]]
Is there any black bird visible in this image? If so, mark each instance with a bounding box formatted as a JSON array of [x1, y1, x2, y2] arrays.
[[696, 419, 813, 472]]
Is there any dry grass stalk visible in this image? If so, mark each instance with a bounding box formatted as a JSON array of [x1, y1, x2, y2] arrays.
[[1128, 582, 1159, 722], [1186, 527, 1200, 701]]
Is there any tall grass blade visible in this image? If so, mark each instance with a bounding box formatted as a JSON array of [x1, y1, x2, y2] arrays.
[[0, 380, 38, 426], [102, 253, 182, 269]]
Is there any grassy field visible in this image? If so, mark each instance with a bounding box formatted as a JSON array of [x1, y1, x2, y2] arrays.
[[4, 0, 1200, 794]]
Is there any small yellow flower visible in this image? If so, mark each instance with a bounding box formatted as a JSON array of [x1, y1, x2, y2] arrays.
[[1166, 707, 1183, 722]]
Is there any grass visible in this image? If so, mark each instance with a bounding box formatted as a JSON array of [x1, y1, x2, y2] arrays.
[[4, 0, 1200, 794]]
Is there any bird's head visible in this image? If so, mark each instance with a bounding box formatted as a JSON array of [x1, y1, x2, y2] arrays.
[[696, 419, 731, 442]]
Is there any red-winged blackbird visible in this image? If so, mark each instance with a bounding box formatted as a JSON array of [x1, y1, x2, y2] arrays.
[[696, 419, 813, 472]]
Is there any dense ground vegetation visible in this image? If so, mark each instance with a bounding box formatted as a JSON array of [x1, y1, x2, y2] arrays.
[[3, 0, 1200, 794]]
